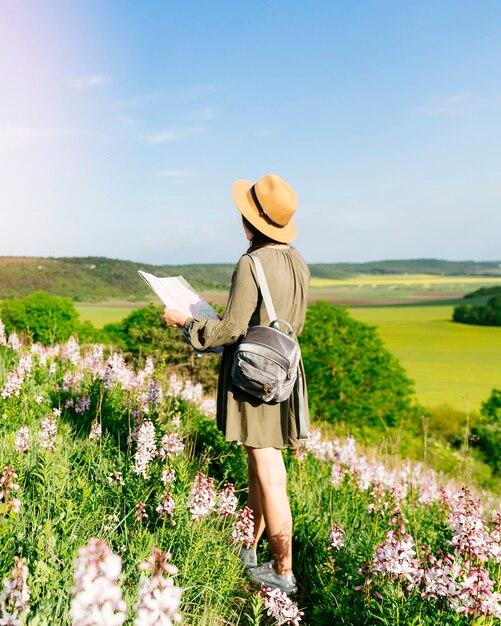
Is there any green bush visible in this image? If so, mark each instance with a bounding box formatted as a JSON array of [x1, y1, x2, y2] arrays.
[[0, 290, 106, 346], [453, 295, 501, 327], [300, 301, 415, 429], [471, 388, 501, 475], [1, 291, 79, 345]]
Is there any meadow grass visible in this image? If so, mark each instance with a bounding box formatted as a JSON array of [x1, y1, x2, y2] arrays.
[[75, 303, 142, 327], [2, 341, 501, 625], [350, 305, 501, 412]]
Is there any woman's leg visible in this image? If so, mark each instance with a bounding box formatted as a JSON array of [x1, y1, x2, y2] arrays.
[[247, 454, 266, 548], [245, 446, 293, 575]]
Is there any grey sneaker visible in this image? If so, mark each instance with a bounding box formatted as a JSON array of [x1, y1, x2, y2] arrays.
[[249, 560, 298, 596], [239, 547, 257, 569]]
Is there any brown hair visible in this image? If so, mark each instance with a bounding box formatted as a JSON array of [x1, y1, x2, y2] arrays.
[[242, 216, 281, 252]]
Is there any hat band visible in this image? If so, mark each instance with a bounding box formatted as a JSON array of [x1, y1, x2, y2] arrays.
[[250, 184, 285, 229]]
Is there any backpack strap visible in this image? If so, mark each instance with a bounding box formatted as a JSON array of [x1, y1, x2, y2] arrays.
[[248, 253, 277, 323]]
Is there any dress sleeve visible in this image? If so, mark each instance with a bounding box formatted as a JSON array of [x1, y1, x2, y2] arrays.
[[183, 255, 258, 351]]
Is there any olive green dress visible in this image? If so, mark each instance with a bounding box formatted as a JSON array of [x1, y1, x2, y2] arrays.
[[184, 246, 310, 449]]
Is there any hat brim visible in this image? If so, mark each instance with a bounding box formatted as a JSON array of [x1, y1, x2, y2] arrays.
[[231, 179, 297, 244]]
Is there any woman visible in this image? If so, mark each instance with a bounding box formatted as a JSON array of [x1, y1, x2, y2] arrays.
[[163, 174, 310, 595]]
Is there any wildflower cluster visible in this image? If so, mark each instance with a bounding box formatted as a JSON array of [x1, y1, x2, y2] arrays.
[[259, 585, 303, 625], [71, 538, 127, 626], [14, 426, 29, 453], [0, 465, 20, 514], [328, 524, 345, 550], [135, 547, 182, 626], [0, 556, 30, 625], [187, 472, 217, 520], [40, 414, 57, 450]]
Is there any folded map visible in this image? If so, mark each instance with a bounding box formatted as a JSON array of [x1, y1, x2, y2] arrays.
[[137, 270, 220, 320]]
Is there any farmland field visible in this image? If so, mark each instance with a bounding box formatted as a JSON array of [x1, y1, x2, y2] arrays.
[[350, 305, 501, 412], [75, 303, 143, 326], [309, 274, 501, 305]]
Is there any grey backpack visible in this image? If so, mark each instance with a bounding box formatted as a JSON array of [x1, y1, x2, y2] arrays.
[[231, 254, 301, 403]]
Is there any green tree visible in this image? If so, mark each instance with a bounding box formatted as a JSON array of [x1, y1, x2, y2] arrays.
[[0, 291, 80, 344], [453, 296, 501, 327], [471, 388, 501, 475], [299, 301, 415, 428]]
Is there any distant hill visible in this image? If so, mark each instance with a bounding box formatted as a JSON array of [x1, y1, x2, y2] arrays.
[[308, 259, 501, 279], [0, 256, 500, 302]]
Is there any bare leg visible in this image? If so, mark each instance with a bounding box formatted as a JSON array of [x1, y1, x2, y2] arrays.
[[245, 446, 293, 575], [247, 455, 266, 548]]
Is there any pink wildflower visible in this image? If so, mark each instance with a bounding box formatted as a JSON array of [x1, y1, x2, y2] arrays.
[[330, 463, 345, 487], [133, 420, 157, 478], [0, 556, 30, 624], [293, 447, 308, 462], [167, 374, 183, 397], [0, 319, 6, 346], [199, 397, 216, 416], [14, 426, 29, 453], [7, 332, 21, 352], [0, 466, 20, 515], [108, 472, 125, 486], [62, 371, 73, 392], [16, 355, 32, 377], [158, 433, 184, 461], [143, 356, 155, 377], [61, 336, 80, 365], [135, 502, 148, 523], [135, 548, 182, 626], [180, 380, 202, 403], [156, 491, 176, 525], [89, 420, 102, 440], [448, 487, 495, 562], [452, 562, 501, 618], [230, 506, 255, 548], [371, 510, 421, 587], [75, 395, 91, 415], [217, 483, 238, 517], [40, 415, 57, 450], [421, 553, 462, 601], [161, 467, 176, 485], [70, 539, 127, 626], [187, 472, 216, 520], [1, 371, 24, 399], [259, 585, 303, 625], [328, 524, 345, 550]]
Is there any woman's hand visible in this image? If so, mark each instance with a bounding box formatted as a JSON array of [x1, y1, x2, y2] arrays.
[[163, 308, 188, 328]]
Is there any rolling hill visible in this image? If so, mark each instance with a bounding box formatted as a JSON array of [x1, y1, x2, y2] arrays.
[[0, 256, 500, 302]]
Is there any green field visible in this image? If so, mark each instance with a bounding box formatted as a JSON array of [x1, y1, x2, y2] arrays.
[[350, 305, 501, 412], [76, 303, 141, 326]]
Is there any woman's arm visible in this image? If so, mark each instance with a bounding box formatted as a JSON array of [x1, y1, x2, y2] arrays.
[[168, 255, 259, 351]]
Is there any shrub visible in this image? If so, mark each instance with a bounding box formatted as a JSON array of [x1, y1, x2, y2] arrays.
[[471, 388, 501, 475], [1, 291, 80, 345], [453, 295, 501, 327], [300, 301, 415, 429]]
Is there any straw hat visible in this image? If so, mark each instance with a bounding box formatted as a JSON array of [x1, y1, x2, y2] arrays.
[[231, 174, 298, 243]]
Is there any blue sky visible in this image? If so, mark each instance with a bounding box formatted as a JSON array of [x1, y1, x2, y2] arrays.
[[1, 0, 500, 264]]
